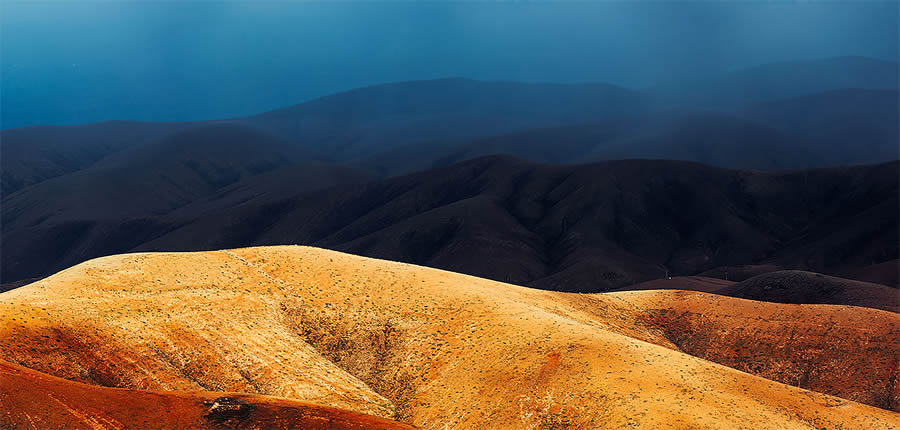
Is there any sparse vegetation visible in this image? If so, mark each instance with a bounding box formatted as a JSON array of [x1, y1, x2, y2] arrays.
[[0, 246, 896, 429]]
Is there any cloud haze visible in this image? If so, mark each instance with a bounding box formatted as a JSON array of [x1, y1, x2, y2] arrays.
[[2, 1, 897, 128]]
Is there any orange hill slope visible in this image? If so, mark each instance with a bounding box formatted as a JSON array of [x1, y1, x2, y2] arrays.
[[619, 289, 899, 411], [0, 359, 415, 430], [1, 246, 898, 429]]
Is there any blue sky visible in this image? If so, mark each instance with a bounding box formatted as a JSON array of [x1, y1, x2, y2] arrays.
[[2, 1, 898, 128]]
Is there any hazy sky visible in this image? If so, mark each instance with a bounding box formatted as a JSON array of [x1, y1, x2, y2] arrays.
[[2, 1, 898, 128]]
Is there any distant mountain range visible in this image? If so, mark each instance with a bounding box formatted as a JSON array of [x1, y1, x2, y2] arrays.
[[3, 155, 896, 292], [1, 56, 897, 290], [3, 56, 897, 193]]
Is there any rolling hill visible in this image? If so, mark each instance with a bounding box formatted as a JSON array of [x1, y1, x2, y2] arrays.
[[841, 259, 900, 288], [3, 157, 897, 297], [0, 121, 191, 195], [0, 78, 650, 197], [615, 270, 898, 313], [1, 246, 898, 428], [0, 359, 415, 430], [611, 276, 736, 294], [716, 270, 899, 313], [356, 111, 821, 176], [2, 124, 322, 228], [3, 57, 897, 200], [1, 123, 367, 229]]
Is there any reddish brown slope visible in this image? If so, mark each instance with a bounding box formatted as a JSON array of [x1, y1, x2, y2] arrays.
[[0, 359, 415, 430], [1, 246, 897, 429], [621, 290, 900, 410]]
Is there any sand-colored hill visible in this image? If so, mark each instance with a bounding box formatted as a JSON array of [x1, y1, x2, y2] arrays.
[[1, 246, 898, 429], [0, 359, 415, 430]]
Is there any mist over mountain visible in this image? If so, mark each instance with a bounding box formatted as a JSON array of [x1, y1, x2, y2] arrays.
[[4, 56, 898, 194], [2, 54, 898, 290], [2, 3, 900, 428], [651, 56, 899, 108], [2, 1, 897, 128]]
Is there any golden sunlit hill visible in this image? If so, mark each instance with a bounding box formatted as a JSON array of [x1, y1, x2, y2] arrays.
[[1, 246, 898, 429], [0, 359, 415, 430]]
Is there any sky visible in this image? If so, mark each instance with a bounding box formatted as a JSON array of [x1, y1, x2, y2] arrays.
[[1, 1, 898, 129]]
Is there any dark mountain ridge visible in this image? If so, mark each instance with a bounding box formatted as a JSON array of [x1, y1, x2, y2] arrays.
[[717, 270, 899, 312], [3, 57, 897, 197], [3, 156, 896, 294]]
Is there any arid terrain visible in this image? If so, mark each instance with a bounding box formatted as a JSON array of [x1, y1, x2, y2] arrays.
[[3, 4, 898, 428], [1, 246, 897, 429], [0, 359, 415, 430]]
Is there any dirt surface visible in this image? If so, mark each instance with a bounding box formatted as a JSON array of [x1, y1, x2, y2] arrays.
[[0, 359, 416, 429], [1, 246, 898, 429], [620, 289, 899, 410]]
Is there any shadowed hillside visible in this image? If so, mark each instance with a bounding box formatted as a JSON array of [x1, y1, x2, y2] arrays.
[[615, 270, 898, 313], [1, 78, 650, 197], [611, 276, 736, 293], [4, 59, 898, 198], [841, 259, 900, 288], [1, 123, 368, 229], [3, 157, 897, 296], [0, 121, 191, 195], [717, 270, 899, 312], [357, 111, 821, 176]]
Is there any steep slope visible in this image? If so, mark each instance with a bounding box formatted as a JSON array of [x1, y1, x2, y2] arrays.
[[717, 270, 899, 313], [1, 246, 898, 429], [2, 123, 319, 229], [137, 157, 897, 293], [0, 121, 191, 195], [623, 289, 900, 411], [4, 157, 896, 291], [0, 360, 415, 430], [0, 124, 371, 285]]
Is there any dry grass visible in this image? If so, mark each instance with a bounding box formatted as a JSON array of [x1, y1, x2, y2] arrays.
[[1, 245, 897, 429]]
